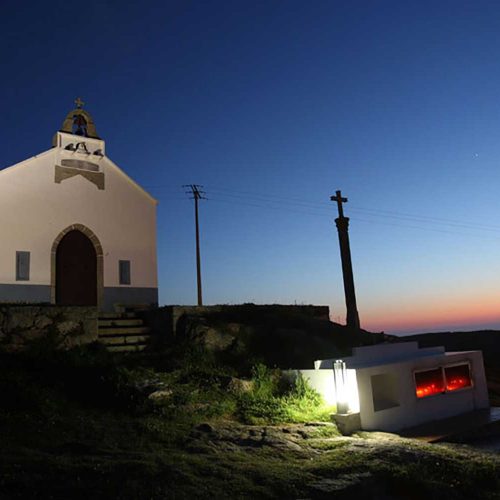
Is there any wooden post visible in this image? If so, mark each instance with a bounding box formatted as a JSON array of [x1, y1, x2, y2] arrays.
[[194, 191, 202, 306], [184, 184, 206, 306]]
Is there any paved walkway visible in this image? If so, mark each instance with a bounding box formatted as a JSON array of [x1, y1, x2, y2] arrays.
[[399, 407, 500, 443]]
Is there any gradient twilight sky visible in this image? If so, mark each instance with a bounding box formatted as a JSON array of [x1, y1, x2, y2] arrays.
[[3, 1, 500, 334]]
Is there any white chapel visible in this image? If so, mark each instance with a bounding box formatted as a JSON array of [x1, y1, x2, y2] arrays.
[[0, 99, 158, 311]]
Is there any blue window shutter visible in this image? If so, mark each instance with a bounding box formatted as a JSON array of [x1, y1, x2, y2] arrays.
[[16, 251, 30, 281], [119, 260, 131, 285]]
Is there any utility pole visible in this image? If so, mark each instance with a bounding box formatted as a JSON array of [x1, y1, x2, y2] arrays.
[[184, 184, 206, 306], [330, 190, 361, 330]]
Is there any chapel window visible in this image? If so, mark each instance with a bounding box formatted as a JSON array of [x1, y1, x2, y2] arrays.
[[16, 251, 30, 281], [119, 260, 131, 285]]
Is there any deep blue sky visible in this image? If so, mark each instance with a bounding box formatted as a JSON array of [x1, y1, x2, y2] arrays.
[[3, 1, 500, 334]]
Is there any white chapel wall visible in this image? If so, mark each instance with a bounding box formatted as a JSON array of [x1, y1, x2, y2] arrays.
[[0, 142, 157, 295]]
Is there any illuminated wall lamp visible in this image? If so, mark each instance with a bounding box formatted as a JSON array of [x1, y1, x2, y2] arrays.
[[333, 360, 360, 414]]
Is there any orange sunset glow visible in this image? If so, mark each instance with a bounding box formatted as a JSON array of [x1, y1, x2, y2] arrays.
[[361, 293, 500, 334]]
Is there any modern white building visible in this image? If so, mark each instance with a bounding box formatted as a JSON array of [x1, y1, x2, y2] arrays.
[[0, 100, 158, 311], [300, 342, 489, 432]]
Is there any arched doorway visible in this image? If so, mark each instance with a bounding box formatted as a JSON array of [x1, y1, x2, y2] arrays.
[[55, 230, 97, 306]]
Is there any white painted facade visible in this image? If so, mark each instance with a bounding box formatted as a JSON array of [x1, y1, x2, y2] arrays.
[[0, 107, 158, 310], [301, 342, 489, 432]]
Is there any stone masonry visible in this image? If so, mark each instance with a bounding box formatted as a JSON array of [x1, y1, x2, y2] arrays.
[[0, 305, 98, 351]]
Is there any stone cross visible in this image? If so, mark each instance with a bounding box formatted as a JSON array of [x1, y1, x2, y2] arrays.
[[330, 190, 361, 331], [330, 190, 348, 218], [74, 97, 85, 109]]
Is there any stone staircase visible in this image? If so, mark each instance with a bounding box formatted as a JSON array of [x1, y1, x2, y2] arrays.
[[98, 311, 153, 352]]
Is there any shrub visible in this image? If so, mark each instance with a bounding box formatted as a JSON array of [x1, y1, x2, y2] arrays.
[[237, 364, 334, 424]]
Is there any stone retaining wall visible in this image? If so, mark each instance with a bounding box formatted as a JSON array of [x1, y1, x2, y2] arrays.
[[140, 304, 331, 341], [0, 305, 98, 351]]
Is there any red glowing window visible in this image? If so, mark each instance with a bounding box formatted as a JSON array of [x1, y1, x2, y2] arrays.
[[444, 364, 472, 392], [415, 368, 445, 398]]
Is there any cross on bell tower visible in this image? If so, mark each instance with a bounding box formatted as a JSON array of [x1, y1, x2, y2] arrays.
[[330, 190, 361, 330]]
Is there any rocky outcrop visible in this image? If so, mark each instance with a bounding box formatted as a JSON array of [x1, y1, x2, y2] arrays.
[[183, 421, 500, 498], [185, 321, 236, 352], [178, 313, 353, 368], [188, 421, 340, 454]]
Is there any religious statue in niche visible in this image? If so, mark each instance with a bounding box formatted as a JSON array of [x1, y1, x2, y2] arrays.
[[72, 114, 88, 137]]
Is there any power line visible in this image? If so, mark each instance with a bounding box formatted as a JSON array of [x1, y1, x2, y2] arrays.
[[351, 217, 500, 239], [209, 197, 331, 217], [207, 195, 500, 240], [203, 185, 500, 230], [145, 184, 500, 239]]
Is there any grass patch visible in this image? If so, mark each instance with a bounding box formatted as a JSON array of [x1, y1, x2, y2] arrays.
[[237, 363, 335, 424], [307, 438, 350, 451]]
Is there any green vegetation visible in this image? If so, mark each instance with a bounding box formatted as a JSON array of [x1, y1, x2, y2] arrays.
[[0, 343, 334, 499], [237, 363, 336, 424], [1, 338, 499, 499]]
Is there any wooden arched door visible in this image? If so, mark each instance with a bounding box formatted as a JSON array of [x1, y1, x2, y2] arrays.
[[55, 230, 97, 306]]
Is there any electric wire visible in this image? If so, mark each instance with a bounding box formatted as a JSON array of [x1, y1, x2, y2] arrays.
[[203, 196, 500, 240], [144, 184, 500, 239], [207, 193, 500, 233], [205, 186, 500, 231]]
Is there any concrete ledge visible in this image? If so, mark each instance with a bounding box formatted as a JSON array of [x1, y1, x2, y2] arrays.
[[399, 407, 500, 443], [102, 287, 158, 312], [0, 284, 51, 303]]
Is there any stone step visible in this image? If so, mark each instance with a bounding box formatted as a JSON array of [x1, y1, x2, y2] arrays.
[[98, 312, 138, 319], [98, 318, 144, 327], [98, 326, 150, 336], [98, 334, 152, 345], [114, 304, 151, 314], [106, 344, 147, 352]]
